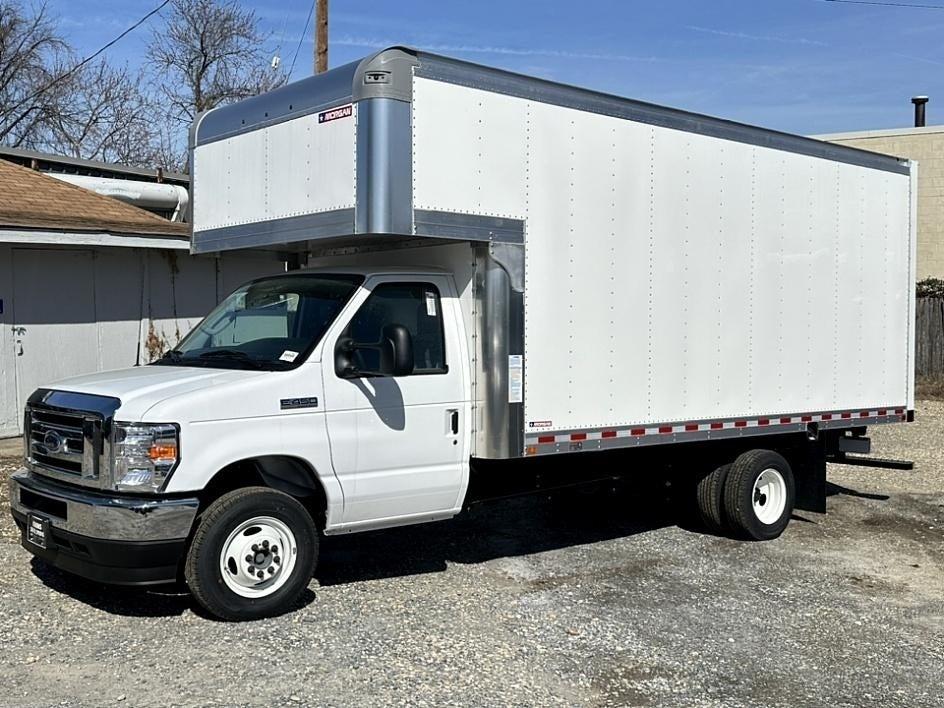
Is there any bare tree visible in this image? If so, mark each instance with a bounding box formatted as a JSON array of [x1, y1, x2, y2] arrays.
[[0, 1, 70, 147], [0, 0, 283, 171], [42, 60, 157, 164], [147, 0, 285, 127]]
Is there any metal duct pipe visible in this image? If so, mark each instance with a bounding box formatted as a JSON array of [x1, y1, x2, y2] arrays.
[[912, 96, 929, 128], [48, 173, 190, 222]]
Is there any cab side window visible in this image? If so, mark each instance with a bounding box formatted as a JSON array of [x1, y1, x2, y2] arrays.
[[345, 282, 447, 374]]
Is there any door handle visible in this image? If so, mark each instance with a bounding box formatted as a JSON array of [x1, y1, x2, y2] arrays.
[[448, 409, 459, 435]]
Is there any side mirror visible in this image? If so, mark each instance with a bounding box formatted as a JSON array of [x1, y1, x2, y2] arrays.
[[380, 324, 414, 377], [335, 323, 414, 378]]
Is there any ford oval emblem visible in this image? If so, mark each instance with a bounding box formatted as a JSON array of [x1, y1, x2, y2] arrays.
[[43, 430, 65, 453]]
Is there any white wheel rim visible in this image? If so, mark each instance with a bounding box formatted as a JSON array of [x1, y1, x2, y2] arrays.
[[219, 516, 298, 598], [752, 468, 787, 525]]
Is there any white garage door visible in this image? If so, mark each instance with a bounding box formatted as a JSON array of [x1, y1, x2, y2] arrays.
[[11, 249, 99, 429]]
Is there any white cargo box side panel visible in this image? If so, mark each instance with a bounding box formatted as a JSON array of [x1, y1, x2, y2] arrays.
[[411, 77, 913, 434], [412, 80, 526, 220], [192, 108, 356, 233]]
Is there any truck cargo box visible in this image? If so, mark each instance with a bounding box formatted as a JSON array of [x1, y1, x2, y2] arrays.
[[191, 47, 916, 459]]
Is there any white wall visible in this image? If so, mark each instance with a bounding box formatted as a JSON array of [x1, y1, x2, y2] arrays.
[[0, 243, 16, 434], [411, 77, 914, 433], [0, 244, 283, 437]]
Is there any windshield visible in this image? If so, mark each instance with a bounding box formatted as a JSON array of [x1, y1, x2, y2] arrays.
[[154, 274, 363, 370]]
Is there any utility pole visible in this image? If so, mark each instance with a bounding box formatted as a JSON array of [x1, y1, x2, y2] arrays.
[[314, 0, 328, 74]]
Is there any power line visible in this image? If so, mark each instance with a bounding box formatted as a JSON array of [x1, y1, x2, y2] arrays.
[[11, 0, 171, 120], [821, 0, 944, 9], [289, 2, 315, 78], [66, 0, 172, 76]]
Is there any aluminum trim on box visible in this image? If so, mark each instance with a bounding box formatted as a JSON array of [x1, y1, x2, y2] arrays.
[[355, 98, 413, 235], [412, 51, 909, 176], [414, 210, 525, 244], [472, 244, 525, 458], [193, 59, 361, 146], [191, 209, 356, 254], [524, 408, 908, 456]]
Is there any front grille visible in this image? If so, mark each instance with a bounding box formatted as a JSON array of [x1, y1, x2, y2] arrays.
[[28, 409, 88, 475], [23, 389, 120, 490]]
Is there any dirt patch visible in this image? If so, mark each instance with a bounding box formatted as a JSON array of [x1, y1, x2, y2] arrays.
[[916, 376, 944, 400]]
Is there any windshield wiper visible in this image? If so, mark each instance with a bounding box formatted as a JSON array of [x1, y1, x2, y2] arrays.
[[153, 349, 204, 366], [198, 350, 265, 369]]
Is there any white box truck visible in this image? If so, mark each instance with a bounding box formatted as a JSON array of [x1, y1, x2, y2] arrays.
[[10, 48, 916, 620]]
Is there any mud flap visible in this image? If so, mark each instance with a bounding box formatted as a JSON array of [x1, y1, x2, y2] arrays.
[[792, 438, 827, 514]]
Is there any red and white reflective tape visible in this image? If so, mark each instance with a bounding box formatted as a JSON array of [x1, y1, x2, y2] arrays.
[[529, 407, 907, 446]]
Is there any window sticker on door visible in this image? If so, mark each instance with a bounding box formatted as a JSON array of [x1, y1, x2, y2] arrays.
[[425, 291, 437, 317], [279, 350, 299, 363]]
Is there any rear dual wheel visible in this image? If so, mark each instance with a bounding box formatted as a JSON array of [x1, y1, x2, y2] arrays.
[[696, 450, 795, 541]]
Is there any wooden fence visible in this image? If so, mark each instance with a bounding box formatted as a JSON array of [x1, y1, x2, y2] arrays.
[[916, 297, 944, 377]]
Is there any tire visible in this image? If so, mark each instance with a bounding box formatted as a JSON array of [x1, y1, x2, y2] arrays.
[[723, 450, 795, 541], [185, 486, 318, 621], [696, 463, 731, 533]]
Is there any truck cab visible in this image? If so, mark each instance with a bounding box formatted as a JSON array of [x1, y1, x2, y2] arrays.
[[11, 266, 477, 619]]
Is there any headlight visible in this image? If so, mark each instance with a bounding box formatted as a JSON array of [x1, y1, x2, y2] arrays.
[[112, 423, 179, 492]]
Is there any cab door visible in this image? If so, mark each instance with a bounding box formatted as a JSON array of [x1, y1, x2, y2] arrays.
[[321, 275, 469, 527]]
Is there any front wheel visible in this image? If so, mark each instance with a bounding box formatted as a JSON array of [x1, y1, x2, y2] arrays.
[[185, 487, 318, 621]]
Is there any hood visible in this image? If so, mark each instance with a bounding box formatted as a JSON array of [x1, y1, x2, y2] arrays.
[[46, 365, 268, 420]]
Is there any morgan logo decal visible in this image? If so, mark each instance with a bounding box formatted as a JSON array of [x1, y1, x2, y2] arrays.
[[318, 104, 352, 124], [280, 397, 319, 410], [528, 421, 553, 428]]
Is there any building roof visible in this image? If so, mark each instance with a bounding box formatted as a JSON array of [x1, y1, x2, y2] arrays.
[[0, 158, 190, 238], [0, 145, 188, 185], [813, 124, 944, 141]]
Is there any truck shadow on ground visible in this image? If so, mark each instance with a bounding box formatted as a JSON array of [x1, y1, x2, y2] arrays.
[[27, 484, 679, 618], [29, 557, 320, 619], [316, 485, 688, 586], [27, 479, 891, 618]]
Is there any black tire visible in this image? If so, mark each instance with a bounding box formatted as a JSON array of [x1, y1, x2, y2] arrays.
[[185, 486, 318, 621], [696, 463, 731, 533], [723, 450, 795, 541]]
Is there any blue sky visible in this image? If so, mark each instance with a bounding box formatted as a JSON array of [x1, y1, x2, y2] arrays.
[[49, 0, 944, 135]]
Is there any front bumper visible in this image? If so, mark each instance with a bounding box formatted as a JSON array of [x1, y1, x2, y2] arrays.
[[9, 468, 199, 586]]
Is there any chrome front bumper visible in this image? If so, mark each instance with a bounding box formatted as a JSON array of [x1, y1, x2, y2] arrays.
[[10, 468, 198, 542]]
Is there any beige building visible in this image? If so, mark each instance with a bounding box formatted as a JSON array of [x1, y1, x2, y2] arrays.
[[816, 125, 944, 280]]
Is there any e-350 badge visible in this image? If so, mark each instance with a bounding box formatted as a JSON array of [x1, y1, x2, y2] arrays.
[[280, 397, 319, 410]]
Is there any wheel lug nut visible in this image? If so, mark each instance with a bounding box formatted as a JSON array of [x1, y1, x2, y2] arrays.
[[271, 546, 278, 554], [245, 555, 252, 562], [257, 571, 264, 579], [262, 540, 269, 549], [251, 544, 259, 552], [274, 556, 281, 564], [268, 567, 275, 574]]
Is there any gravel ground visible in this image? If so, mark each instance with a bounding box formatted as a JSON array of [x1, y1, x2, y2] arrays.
[[1, 405, 942, 708]]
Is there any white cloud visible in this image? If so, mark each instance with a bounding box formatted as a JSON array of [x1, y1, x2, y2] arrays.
[[686, 25, 829, 47], [331, 35, 665, 63]]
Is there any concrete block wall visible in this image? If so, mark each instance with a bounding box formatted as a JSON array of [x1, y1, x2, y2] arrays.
[[819, 126, 944, 280]]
